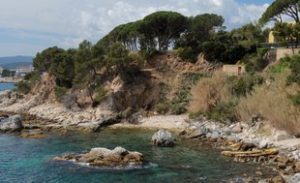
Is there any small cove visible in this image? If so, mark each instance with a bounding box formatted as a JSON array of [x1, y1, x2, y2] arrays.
[[0, 128, 275, 183]]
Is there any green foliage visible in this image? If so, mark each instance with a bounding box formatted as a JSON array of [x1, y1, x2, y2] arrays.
[[50, 51, 75, 88], [15, 71, 40, 94], [1, 69, 15, 77], [155, 101, 171, 115], [141, 11, 187, 52], [201, 41, 249, 64], [287, 55, 300, 85], [188, 111, 204, 120], [33, 47, 65, 73], [230, 74, 264, 97], [175, 47, 198, 63], [207, 102, 237, 123], [243, 47, 269, 73], [277, 54, 300, 85], [16, 81, 31, 94], [269, 62, 289, 73], [175, 14, 225, 61], [24, 71, 40, 82], [32, 46, 75, 88], [94, 86, 107, 103], [199, 29, 258, 64], [171, 73, 206, 115], [231, 23, 265, 44], [272, 22, 300, 47], [189, 14, 224, 37], [106, 42, 132, 68], [291, 92, 300, 106], [260, 0, 299, 24], [54, 86, 67, 101], [201, 41, 226, 62]]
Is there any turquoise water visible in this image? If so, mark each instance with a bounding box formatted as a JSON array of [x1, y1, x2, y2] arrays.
[[0, 128, 273, 183], [0, 83, 15, 91]]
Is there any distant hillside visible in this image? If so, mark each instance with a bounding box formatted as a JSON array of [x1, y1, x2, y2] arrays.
[[0, 56, 33, 69]]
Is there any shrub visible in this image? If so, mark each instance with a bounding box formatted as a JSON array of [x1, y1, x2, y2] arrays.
[[54, 86, 67, 101], [243, 48, 269, 73], [94, 86, 107, 103], [170, 88, 189, 114], [208, 101, 238, 123], [175, 47, 198, 63], [291, 92, 300, 106], [189, 71, 233, 114], [155, 101, 171, 114], [230, 74, 264, 97], [236, 71, 300, 136], [169, 72, 206, 115], [269, 62, 289, 73], [15, 71, 41, 94], [16, 81, 31, 94], [189, 71, 265, 123], [287, 55, 300, 85], [24, 71, 40, 82]]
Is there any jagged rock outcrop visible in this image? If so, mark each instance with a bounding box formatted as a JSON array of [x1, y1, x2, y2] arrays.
[[0, 115, 23, 132], [77, 115, 121, 132], [54, 147, 144, 168]]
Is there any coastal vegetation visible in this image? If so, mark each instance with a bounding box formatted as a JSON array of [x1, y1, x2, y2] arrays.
[[14, 6, 300, 135], [1, 2, 300, 182]]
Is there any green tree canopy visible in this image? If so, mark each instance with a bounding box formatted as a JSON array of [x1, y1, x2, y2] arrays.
[[272, 22, 300, 48], [140, 11, 188, 51], [189, 13, 224, 41], [1, 69, 15, 77], [260, 0, 300, 24], [49, 50, 75, 88], [33, 47, 65, 73]]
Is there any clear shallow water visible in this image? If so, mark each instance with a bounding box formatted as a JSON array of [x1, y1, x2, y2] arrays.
[[0, 128, 272, 183], [0, 82, 15, 91]]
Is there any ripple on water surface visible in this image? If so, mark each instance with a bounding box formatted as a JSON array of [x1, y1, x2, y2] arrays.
[[0, 128, 273, 183]]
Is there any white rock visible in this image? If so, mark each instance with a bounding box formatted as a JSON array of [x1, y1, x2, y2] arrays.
[[151, 129, 175, 147], [0, 115, 23, 132], [289, 173, 300, 183]]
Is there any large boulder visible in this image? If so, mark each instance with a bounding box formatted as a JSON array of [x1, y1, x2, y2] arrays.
[[54, 147, 144, 168], [0, 115, 23, 132], [151, 129, 175, 147]]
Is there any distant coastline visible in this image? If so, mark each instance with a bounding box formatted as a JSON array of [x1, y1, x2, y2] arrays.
[[0, 77, 21, 83]]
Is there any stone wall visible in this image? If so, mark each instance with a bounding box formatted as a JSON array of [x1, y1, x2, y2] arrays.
[[222, 65, 245, 76], [275, 48, 300, 61]]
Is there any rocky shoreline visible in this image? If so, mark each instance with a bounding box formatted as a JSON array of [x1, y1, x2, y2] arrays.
[[0, 109, 300, 183], [109, 116, 300, 183]]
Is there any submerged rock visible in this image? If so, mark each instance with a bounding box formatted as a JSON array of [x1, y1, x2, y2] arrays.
[[151, 129, 175, 147], [54, 147, 144, 168], [0, 115, 23, 132], [20, 129, 46, 139]]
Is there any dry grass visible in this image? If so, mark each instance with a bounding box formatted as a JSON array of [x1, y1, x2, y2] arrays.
[[236, 71, 300, 135], [189, 71, 233, 113]]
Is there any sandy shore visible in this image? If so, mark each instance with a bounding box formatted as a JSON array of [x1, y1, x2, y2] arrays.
[[110, 115, 190, 132]]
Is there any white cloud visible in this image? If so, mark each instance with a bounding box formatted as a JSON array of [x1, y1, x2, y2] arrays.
[[0, 0, 270, 56]]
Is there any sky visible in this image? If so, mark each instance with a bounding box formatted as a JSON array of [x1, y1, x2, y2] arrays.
[[0, 0, 273, 57]]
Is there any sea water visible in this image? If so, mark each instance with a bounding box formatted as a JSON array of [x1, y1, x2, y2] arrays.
[[0, 83, 15, 91], [0, 128, 274, 183]]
